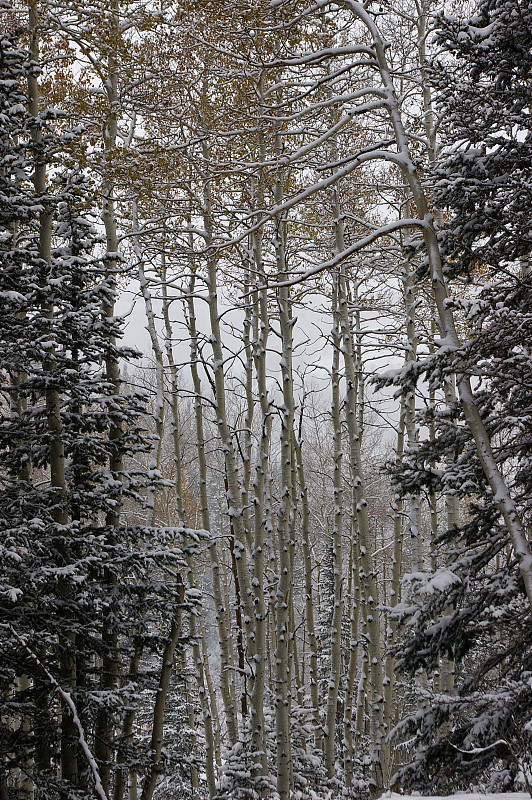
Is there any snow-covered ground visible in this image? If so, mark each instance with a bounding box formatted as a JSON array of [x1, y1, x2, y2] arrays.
[[381, 794, 531, 800]]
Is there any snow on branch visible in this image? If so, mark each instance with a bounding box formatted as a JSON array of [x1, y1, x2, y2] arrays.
[[258, 217, 429, 290]]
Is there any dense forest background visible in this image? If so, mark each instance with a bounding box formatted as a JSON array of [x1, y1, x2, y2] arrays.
[[1, 0, 531, 798]]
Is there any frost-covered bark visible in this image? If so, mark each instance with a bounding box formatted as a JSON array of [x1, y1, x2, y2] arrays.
[[324, 213, 345, 781], [249, 207, 272, 786], [273, 151, 295, 800], [182, 266, 239, 746], [201, 147, 255, 667], [338, 262, 387, 789], [132, 201, 165, 527]]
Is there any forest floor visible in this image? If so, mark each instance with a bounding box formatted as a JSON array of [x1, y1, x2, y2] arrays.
[[381, 793, 531, 800]]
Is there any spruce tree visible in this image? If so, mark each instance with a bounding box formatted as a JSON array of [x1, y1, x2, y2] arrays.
[[0, 28, 192, 800], [391, 0, 532, 791]]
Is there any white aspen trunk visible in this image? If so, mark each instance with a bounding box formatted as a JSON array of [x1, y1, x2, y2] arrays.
[[92, 2, 123, 788], [441, 379, 458, 699], [273, 129, 295, 800], [344, 526, 361, 787], [132, 201, 164, 527], [159, 252, 216, 796], [402, 262, 423, 574], [178, 267, 239, 745], [355, 598, 369, 746], [199, 613, 222, 772], [419, 10, 461, 685], [220, 522, 237, 715], [384, 394, 406, 765], [338, 265, 388, 790], [428, 324, 439, 579], [294, 438, 322, 749], [427, 320, 455, 699], [242, 265, 254, 556], [249, 222, 272, 785], [419, 10, 456, 700], [288, 439, 304, 711], [183, 591, 204, 800], [325, 263, 344, 779], [201, 144, 256, 679]]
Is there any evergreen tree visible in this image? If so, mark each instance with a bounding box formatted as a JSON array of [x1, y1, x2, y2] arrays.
[[0, 29, 192, 800], [391, 0, 532, 791]]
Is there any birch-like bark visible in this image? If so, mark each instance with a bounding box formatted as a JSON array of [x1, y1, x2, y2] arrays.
[[201, 143, 255, 679], [402, 261, 423, 573], [199, 613, 222, 771], [288, 437, 304, 711], [325, 262, 344, 779], [418, 4, 457, 697], [249, 217, 272, 783], [92, 2, 123, 788], [344, 525, 361, 787], [274, 141, 295, 800], [355, 599, 369, 746], [132, 201, 164, 527], [181, 610, 201, 800], [180, 265, 238, 744], [241, 267, 254, 556], [338, 264, 388, 789], [160, 254, 215, 795], [384, 394, 406, 753], [294, 437, 322, 749]]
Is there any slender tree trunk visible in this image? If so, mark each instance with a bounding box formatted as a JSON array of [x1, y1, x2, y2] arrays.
[[249, 225, 272, 787], [92, 3, 124, 790], [338, 264, 387, 791], [402, 260, 423, 573], [179, 266, 238, 745], [325, 265, 344, 779], [160, 258, 216, 795], [383, 394, 406, 769], [201, 143, 255, 686], [274, 142, 295, 800], [294, 438, 322, 750], [132, 201, 164, 527], [140, 579, 185, 800], [344, 526, 361, 787]]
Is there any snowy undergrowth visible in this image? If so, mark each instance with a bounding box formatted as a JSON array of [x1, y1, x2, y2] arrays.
[[379, 793, 531, 800]]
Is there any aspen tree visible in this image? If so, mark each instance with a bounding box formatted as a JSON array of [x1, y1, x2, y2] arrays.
[[249, 155, 273, 786], [182, 267, 239, 746], [324, 219, 345, 780], [273, 139, 295, 800], [132, 201, 165, 527], [338, 263, 387, 789], [201, 144, 256, 672], [294, 437, 322, 750]]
